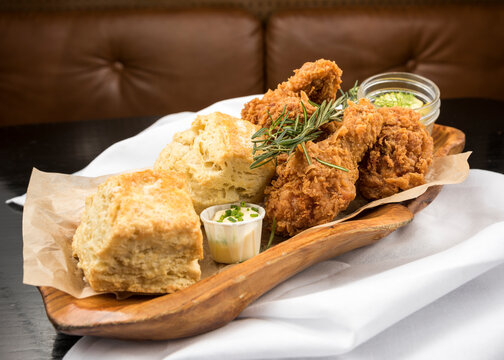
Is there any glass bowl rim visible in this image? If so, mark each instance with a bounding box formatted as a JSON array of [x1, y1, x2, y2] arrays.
[[358, 71, 441, 114]]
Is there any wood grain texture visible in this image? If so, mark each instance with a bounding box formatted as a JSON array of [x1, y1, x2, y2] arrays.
[[38, 124, 465, 340], [40, 204, 413, 340]]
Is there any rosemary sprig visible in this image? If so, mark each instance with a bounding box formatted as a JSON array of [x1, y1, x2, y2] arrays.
[[250, 82, 358, 170], [315, 157, 349, 172], [300, 142, 312, 165], [265, 217, 276, 250]]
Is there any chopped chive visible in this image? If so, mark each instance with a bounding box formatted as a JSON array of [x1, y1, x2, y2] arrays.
[[240, 201, 246, 207], [227, 216, 237, 223], [251, 207, 259, 212], [250, 213, 258, 218]]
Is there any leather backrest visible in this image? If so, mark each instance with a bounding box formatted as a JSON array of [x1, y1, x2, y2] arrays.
[[266, 5, 504, 100], [0, 10, 263, 126]]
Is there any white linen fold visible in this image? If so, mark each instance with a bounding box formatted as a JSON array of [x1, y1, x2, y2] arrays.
[[65, 169, 504, 360]]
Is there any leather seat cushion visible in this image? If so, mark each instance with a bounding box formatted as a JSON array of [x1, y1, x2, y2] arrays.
[[0, 10, 263, 125], [266, 5, 504, 100]]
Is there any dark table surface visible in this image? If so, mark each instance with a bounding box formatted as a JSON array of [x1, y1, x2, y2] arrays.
[[0, 98, 503, 360]]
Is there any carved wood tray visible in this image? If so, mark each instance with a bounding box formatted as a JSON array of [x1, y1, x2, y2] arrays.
[[39, 124, 465, 340]]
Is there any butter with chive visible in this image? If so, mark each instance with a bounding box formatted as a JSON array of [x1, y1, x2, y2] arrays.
[[200, 202, 265, 264], [213, 201, 260, 223]]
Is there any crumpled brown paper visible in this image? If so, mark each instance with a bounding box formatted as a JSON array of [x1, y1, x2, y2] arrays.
[[22, 152, 470, 298]]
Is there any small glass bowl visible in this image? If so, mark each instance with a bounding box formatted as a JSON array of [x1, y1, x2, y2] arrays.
[[357, 72, 441, 133], [200, 203, 265, 264]]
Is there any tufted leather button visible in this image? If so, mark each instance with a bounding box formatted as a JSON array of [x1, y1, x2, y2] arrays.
[[112, 61, 124, 72], [406, 59, 416, 71], [0, 10, 264, 125]]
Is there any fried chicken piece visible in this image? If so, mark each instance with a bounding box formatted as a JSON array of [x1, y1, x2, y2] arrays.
[[264, 99, 384, 236], [241, 59, 343, 128], [358, 107, 434, 200], [280, 59, 343, 104], [242, 91, 317, 129]]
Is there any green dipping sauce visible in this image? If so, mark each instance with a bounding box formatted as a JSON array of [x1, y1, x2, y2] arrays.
[[374, 92, 424, 109]]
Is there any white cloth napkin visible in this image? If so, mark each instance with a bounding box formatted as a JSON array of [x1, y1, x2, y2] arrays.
[[64, 169, 504, 360]]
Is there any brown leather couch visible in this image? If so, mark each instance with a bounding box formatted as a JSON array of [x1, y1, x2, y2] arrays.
[[0, 10, 263, 126], [1, 4, 503, 126]]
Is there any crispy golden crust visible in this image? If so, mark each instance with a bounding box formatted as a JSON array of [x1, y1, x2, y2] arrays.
[[280, 59, 343, 104], [72, 169, 203, 294], [241, 59, 343, 128], [264, 99, 383, 236], [154, 112, 275, 214], [358, 107, 434, 200]]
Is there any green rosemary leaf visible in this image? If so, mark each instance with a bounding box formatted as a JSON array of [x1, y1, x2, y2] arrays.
[[301, 101, 308, 123], [275, 129, 288, 143], [277, 111, 289, 131], [301, 142, 312, 165], [266, 110, 275, 128], [270, 106, 287, 131], [251, 127, 268, 139], [251, 138, 268, 145], [250, 157, 275, 169], [266, 217, 276, 250], [314, 157, 349, 172]]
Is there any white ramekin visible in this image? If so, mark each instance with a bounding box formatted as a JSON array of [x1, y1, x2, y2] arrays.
[[200, 202, 265, 264]]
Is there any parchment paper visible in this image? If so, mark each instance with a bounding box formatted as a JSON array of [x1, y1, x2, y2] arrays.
[[22, 152, 470, 299]]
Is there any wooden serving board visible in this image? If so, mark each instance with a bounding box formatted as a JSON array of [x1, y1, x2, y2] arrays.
[[39, 124, 465, 340]]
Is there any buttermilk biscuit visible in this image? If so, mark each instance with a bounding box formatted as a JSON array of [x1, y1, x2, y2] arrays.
[[154, 112, 275, 214], [72, 169, 203, 294]]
